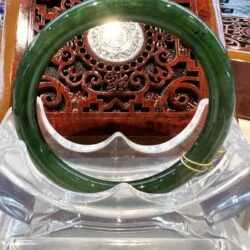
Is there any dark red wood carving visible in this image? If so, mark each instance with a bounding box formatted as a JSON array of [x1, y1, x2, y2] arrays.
[[32, 0, 208, 143]]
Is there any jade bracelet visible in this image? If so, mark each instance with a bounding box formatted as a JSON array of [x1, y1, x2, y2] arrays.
[[13, 0, 235, 193]]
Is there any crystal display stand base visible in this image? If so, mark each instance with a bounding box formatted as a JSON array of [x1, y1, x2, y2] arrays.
[[5, 237, 245, 250], [0, 208, 249, 250], [0, 104, 250, 249]]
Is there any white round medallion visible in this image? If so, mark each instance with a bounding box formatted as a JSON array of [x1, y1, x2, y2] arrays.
[[87, 22, 145, 63]]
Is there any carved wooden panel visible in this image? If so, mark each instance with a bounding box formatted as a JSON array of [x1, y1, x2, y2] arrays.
[[39, 25, 206, 113], [0, 0, 223, 143], [221, 1, 250, 119], [31, 0, 211, 143], [223, 16, 250, 51], [33, 0, 214, 33], [223, 16, 250, 119], [0, 0, 223, 127]]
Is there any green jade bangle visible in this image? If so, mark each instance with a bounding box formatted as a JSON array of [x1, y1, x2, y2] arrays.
[[13, 0, 235, 193]]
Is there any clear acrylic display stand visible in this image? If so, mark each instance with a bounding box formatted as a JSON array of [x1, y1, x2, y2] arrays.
[[0, 99, 250, 249]]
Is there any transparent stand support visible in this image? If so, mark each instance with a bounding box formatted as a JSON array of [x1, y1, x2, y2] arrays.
[[0, 209, 249, 250], [0, 100, 250, 249]]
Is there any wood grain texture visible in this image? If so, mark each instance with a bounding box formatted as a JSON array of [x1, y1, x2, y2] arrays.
[[232, 60, 250, 119]]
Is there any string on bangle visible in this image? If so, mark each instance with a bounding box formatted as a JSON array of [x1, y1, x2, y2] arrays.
[[181, 150, 226, 173]]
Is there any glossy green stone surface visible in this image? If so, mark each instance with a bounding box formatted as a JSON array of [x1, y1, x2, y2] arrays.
[[13, 0, 235, 193]]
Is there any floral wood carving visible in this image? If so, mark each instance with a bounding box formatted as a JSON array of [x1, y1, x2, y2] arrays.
[[32, 0, 208, 141], [223, 16, 250, 51], [33, 0, 199, 33], [38, 25, 206, 114]]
